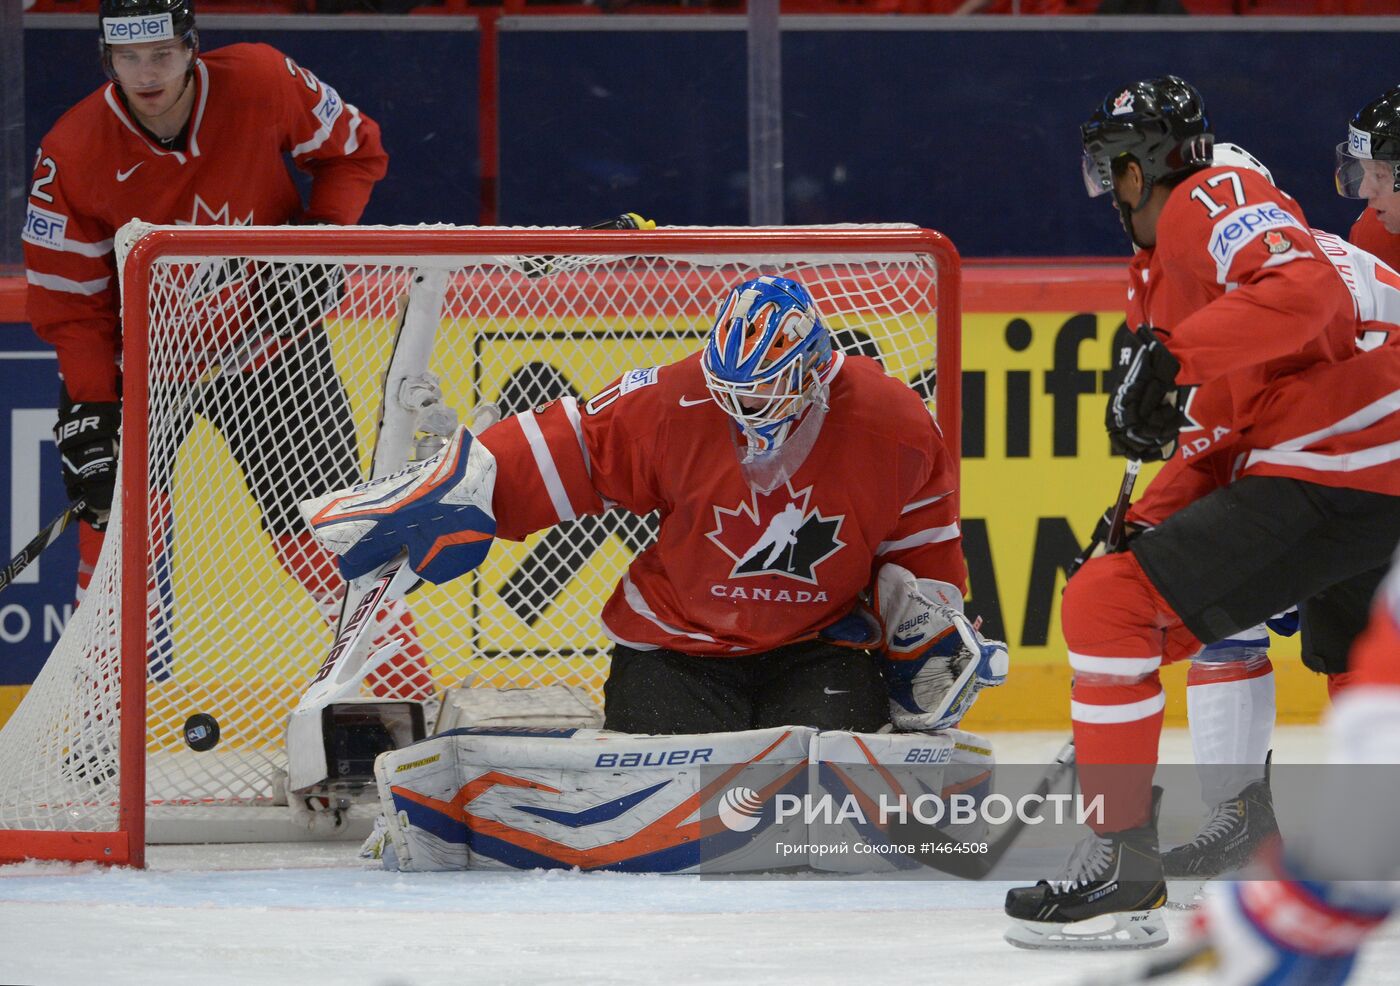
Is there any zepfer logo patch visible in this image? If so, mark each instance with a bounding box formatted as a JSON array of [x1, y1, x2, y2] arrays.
[[103, 13, 175, 43]]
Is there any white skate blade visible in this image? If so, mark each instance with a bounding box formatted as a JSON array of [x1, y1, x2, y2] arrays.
[[1004, 908, 1169, 950], [1164, 879, 1206, 910]]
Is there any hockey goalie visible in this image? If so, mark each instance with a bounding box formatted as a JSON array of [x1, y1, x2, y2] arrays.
[[299, 273, 1008, 872]]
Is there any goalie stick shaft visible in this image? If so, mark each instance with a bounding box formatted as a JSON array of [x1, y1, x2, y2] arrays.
[[0, 499, 85, 597], [887, 737, 1076, 879]]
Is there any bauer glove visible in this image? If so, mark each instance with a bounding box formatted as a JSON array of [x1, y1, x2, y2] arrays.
[[1106, 325, 1188, 461], [873, 563, 1008, 731], [54, 399, 120, 530]]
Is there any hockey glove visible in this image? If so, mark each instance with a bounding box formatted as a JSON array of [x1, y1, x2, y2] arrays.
[[54, 400, 120, 530], [874, 563, 1008, 732], [1198, 851, 1391, 986], [300, 425, 498, 585], [1106, 325, 1188, 462], [1066, 507, 1149, 579]]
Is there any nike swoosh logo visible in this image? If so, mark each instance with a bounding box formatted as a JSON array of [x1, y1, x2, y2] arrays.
[[823, 687, 848, 695], [116, 164, 143, 182], [677, 395, 712, 407]]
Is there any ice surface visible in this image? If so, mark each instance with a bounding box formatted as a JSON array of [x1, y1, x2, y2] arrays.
[[1, 728, 1396, 986]]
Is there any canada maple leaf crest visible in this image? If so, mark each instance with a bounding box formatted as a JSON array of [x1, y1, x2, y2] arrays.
[[705, 482, 845, 584]]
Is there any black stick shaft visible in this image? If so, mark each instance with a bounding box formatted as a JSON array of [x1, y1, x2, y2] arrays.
[[0, 500, 85, 595], [1104, 458, 1142, 554]]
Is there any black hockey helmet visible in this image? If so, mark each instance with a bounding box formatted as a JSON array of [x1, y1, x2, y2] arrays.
[[99, 0, 198, 80], [1080, 75, 1213, 208], [1337, 85, 1400, 197]]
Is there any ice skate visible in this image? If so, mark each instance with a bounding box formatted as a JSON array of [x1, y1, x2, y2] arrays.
[[1004, 788, 1168, 950], [1163, 768, 1278, 907]]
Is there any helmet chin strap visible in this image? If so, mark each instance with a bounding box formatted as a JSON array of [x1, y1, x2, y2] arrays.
[[1115, 179, 1155, 251]]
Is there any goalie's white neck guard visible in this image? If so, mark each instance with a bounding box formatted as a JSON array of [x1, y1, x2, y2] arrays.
[[735, 374, 834, 494]]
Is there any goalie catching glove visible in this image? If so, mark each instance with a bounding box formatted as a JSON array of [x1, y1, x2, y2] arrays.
[[298, 424, 498, 585], [873, 563, 1008, 731]]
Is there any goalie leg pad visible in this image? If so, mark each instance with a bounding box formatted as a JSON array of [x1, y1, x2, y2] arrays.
[[300, 425, 498, 584], [373, 725, 814, 873], [808, 729, 995, 873]]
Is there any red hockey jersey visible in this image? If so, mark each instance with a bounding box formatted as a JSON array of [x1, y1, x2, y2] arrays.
[[22, 43, 388, 402], [1130, 165, 1400, 499], [477, 352, 965, 656], [1350, 207, 1400, 274]]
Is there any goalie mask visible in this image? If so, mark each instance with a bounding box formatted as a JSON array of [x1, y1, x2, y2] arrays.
[[1336, 86, 1400, 199], [99, 0, 199, 87], [700, 275, 834, 488]]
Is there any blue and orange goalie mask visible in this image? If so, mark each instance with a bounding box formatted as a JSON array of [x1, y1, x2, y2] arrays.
[[700, 275, 834, 459]]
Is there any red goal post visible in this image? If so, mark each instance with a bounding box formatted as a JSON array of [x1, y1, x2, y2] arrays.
[[0, 223, 960, 867]]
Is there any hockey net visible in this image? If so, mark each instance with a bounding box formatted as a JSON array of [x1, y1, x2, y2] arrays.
[[0, 224, 960, 865]]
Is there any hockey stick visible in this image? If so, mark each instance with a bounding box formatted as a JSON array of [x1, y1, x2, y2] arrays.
[[1071, 939, 1213, 984], [0, 499, 86, 596], [1104, 457, 1143, 554], [295, 549, 421, 713], [502, 212, 656, 279], [886, 737, 1077, 879]]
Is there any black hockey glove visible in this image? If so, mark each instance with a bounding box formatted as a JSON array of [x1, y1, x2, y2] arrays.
[[262, 217, 346, 340], [1106, 325, 1187, 462], [54, 400, 121, 530], [1066, 507, 1149, 580]]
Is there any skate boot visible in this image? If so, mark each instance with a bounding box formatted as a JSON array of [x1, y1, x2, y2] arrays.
[[1004, 788, 1168, 950], [1162, 768, 1279, 909]]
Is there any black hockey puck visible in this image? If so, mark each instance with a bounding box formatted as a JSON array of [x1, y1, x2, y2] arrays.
[[183, 713, 221, 752]]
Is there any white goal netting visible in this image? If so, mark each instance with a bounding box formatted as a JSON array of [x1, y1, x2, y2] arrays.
[[0, 224, 959, 862]]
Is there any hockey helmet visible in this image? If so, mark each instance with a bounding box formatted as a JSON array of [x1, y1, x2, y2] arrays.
[[99, 0, 198, 82], [1337, 86, 1400, 198], [1081, 75, 1213, 208], [701, 275, 833, 457], [1211, 142, 1274, 185]]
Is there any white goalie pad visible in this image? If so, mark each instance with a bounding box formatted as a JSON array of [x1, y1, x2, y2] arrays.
[[373, 726, 815, 873], [434, 684, 603, 733], [808, 728, 995, 873]]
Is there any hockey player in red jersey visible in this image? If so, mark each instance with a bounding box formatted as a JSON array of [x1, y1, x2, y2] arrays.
[[1004, 76, 1400, 950], [21, 0, 433, 696], [300, 274, 1007, 736], [1188, 550, 1400, 985], [1338, 85, 1400, 274]]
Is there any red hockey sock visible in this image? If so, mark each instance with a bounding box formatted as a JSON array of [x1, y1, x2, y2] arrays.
[[1062, 551, 1190, 834], [1071, 675, 1165, 833]]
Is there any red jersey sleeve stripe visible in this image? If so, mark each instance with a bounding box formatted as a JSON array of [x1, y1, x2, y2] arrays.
[[25, 237, 113, 259], [517, 408, 577, 524], [875, 522, 960, 557], [900, 491, 951, 515], [345, 106, 363, 156], [26, 271, 110, 296]]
